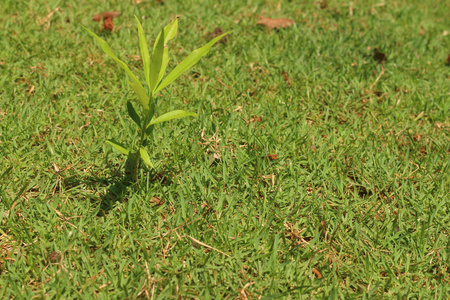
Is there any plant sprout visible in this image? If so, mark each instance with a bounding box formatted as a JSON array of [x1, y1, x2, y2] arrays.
[[85, 17, 229, 183]]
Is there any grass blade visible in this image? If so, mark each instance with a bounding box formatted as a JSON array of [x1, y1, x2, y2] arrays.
[[106, 140, 130, 155], [84, 27, 150, 110], [135, 16, 151, 89], [155, 32, 230, 93], [148, 110, 198, 126], [0, 166, 13, 181]]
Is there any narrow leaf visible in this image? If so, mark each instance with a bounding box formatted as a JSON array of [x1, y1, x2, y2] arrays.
[[0, 166, 13, 181], [155, 31, 231, 93], [148, 110, 198, 127], [129, 81, 150, 110], [106, 140, 130, 155], [150, 27, 164, 93], [153, 18, 178, 52], [145, 124, 155, 136], [153, 19, 178, 86], [147, 101, 156, 125], [135, 16, 151, 88], [126, 101, 141, 129], [158, 47, 170, 84], [139, 147, 154, 169], [84, 27, 150, 110]]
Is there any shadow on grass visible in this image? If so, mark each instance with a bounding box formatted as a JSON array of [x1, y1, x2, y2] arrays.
[[61, 174, 129, 216], [97, 178, 129, 216], [62, 165, 174, 216]]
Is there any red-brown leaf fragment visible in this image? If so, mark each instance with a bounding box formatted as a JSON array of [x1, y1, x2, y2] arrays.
[[312, 268, 322, 278], [103, 17, 114, 31], [92, 13, 102, 22], [265, 153, 279, 160], [282, 70, 292, 86], [92, 11, 120, 21], [257, 17, 294, 30], [250, 116, 262, 123], [150, 197, 164, 206], [320, 0, 328, 9], [92, 11, 120, 32], [419, 25, 425, 35], [48, 251, 61, 264]]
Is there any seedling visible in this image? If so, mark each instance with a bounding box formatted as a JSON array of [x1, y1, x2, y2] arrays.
[[85, 17, 229, 183]]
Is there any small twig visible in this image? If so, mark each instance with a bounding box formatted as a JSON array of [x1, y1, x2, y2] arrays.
[[49, 206, 88, 239], [185, 235, 231, 258], [171, 218, 202, 234], [216, 78, 241, 95], [369, 67, 385, 90], [144, 261, 153, 299]]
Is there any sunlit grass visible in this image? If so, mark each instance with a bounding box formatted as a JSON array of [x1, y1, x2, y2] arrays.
[[0, 0, 449, 298]]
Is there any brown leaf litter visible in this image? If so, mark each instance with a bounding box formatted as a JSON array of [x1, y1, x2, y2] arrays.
[[257, 17, 294, 30], [93, 11, 120, 32]]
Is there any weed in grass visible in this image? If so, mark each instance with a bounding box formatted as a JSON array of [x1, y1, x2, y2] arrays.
[[85, 17, 229, 183], [0, 0, 449, 298]]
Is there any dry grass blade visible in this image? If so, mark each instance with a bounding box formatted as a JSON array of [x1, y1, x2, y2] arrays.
[[186, 235, 231, 258]]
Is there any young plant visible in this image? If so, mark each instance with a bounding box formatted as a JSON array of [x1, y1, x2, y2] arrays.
[[84, 17, 229, 183]]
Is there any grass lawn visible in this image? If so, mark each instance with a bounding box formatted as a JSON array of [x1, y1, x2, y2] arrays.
[[1, 0, 449, 298]]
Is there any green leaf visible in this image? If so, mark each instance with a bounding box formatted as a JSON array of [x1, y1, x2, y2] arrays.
[[158, 47, 170, 85], [150, 27, 165, 93], [128, 81, 150, 111], [126, 101, 141, 129], [154, 18, 178, 84], [135, 16, 151, 89], [148, 110, 198, 127], [145, 124, 155, 136], [84, 26, 150, 110], [139, 147, 154, 169], [153, 18, 178, 52], [155, 31, 231, 93], [147, 101, 156, 125], [106, 140, 130, 155]]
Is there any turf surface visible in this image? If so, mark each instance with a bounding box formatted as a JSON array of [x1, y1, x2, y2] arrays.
[[0, 0, 449, 298]]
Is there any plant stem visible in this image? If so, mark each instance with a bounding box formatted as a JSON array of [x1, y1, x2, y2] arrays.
[[124, 150, 140, 183], [124, 106, 152, 184]]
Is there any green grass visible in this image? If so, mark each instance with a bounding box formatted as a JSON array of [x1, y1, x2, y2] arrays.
[[1, 0, 449, 298]]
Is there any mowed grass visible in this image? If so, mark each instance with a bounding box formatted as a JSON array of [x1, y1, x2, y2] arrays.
[[1, 0, 449, 298]]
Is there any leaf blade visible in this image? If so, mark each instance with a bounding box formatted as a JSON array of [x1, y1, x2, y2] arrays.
[[106, 140, 130, 155], [126, 101, 141, 129], [155, 31, 231, 93], [158, 47, 170, 84], [148, 110, 198, 127], [153, 18, 178, 52], [150, 27, 165, 93], [129, 81, 150, 111], [135, 16, 151, 88], [84, 26, 150, 110], [139, 147, 154, 169], [153, 18, 178, 84]]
